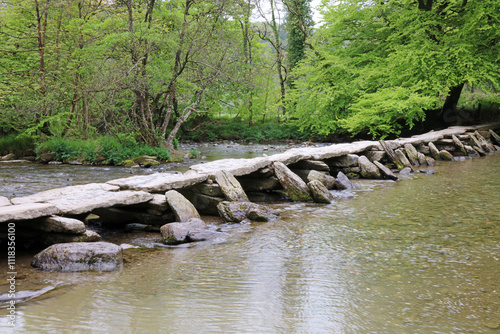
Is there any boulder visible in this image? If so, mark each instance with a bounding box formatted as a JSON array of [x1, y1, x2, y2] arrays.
[[394, 149, 412, 169], [217, 201, 251, 223], [468, 134, 486, 155], [417, 152, 427, 166], [214, 170, 249, 202], [416, 143, 430, 155], [403, 144, 419, 166], [358, 156, 382, 179], [373, 161, 398, 181], [272, 162, 313, 201], [184, 229, 227, 243], [489, 129, 500, 146], [428, 142, 441, 160], [307, 170, 336, 189], [216, 201, 279, 223], [307, 180, 335, 204], [425, 157, 436, 166], [399, 167, 412, 175], [28, 215, 86, 234], [452, 134, 468, 156], [246, 203, 280, 222], [165, 190, 201, 222], [160, 218, 207, 244], [334, 171, 353, 190], [31, 242, 122, 272], [379, 141, 405, 170], [439, 150, 454, 161], [474, 131, 496, 153], [0, 196, 11, 207], [0, 203, 59, 223]]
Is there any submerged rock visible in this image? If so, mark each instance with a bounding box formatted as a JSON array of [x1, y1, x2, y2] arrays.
[[31, 242, 123, 272], [439, 150, 454, 161], [217, 201, 279, 223], [160, 218, 207, 245]]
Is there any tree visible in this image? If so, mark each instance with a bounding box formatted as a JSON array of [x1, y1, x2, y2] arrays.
[[254, 0, 288, 117], [287, 0, 500, 138], [283, 0, 313, 71]]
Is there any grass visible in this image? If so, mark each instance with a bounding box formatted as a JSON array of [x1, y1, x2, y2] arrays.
[[34, 135, 171, 165]]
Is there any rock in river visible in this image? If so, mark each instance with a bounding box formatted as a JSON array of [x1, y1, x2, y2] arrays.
[[31, 242, 123, 272], [165, 190, 201, 222], [217, 201, 279, 223], [272, 162, 313, 201]]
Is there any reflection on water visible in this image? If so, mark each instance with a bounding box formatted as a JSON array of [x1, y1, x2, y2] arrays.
[[1, 154, 499, 333]]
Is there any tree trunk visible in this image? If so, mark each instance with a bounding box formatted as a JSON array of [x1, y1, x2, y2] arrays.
[[441, 83, 464, 125]]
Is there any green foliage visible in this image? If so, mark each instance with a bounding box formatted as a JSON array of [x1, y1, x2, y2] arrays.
[[35, 135, 170, 165], [284, 0, 314, 71], [182, 119, 312, 143], [173, 138, 179, 150], [188, 149, 200, 158], [0, 135, 35, 156], [287, 0, 500, 138]]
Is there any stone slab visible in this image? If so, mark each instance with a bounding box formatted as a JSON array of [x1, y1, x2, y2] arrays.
[[107, 173, 208, 192], [0, 203, 60, 223]]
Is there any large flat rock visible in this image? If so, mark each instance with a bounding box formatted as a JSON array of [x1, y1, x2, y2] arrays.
[[189, 157, 271, 176], [0, 203, 60, 223], [107, 173, 208, 192], [10, 183, 152, 215]]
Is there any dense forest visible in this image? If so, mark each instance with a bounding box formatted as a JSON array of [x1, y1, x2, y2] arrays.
[[1, 0, 499, 155]]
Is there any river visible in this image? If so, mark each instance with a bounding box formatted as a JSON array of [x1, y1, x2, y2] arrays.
[[1, 149, 499, 333]]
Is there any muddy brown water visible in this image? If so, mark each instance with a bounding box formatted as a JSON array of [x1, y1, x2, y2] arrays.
[[0, 149, 499, 333]]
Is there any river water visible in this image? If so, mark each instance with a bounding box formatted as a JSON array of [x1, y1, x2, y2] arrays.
[[1, 149, 499, 333]]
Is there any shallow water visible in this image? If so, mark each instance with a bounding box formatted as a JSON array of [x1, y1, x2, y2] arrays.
[[1, 153, 499, 333]]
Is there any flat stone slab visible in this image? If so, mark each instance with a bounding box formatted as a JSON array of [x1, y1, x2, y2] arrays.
[[10, 183, 153, 215], [31, 242, 122, 272], [190, 157, 271, 176], [107, 173, 208, 192], [0, 196, 11, 207], [0, 203, 60, 223]]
